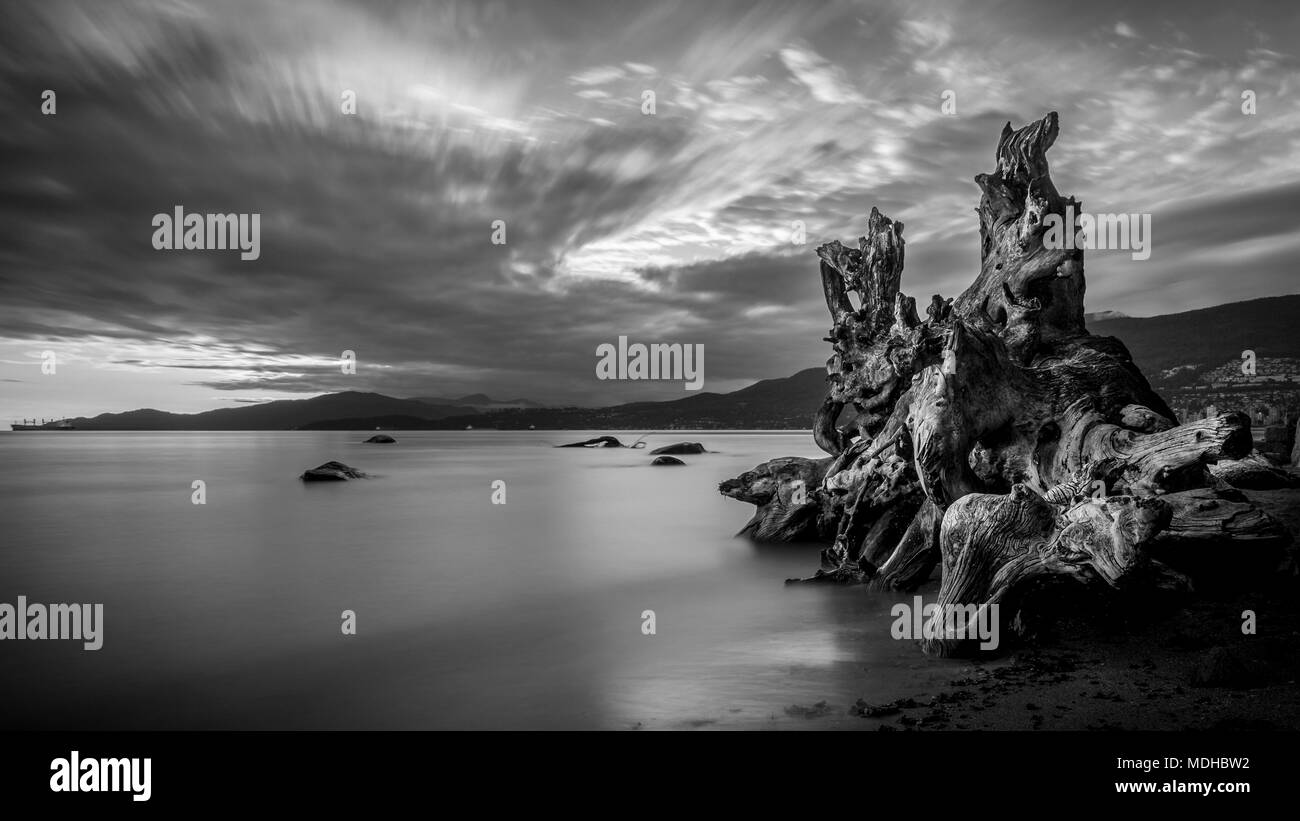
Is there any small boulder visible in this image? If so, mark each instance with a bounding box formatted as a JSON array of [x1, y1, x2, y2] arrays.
[[650, 442, 706, 455], [301, 461, 366, 482], [651, 456, 686, 466], [364, 434, 397, 444]]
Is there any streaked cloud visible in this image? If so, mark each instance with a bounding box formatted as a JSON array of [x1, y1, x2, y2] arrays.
[[778, 45, 866, 104], [0, 0, 1297, 420]]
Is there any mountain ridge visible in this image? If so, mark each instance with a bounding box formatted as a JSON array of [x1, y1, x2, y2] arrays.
[[66, 391, 477, 431]]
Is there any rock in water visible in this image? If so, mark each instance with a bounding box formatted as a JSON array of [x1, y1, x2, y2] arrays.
[[651, 456, 686, 466], [363, 434, 397, 444], [650, 442, 706, 455], [301, 461, 366, 481]]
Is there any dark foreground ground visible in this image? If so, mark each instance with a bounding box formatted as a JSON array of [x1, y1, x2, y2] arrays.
[[779, 486, 1300, 731]]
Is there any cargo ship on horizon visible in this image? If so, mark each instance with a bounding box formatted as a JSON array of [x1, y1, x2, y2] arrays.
[[10, 418, 76, 431]]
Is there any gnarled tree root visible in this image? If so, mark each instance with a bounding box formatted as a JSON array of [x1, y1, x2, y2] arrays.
[[919, 485, 1170, 657], [718, 111, 1295, 654]]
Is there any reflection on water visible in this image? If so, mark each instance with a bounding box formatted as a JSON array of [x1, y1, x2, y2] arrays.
[[0, 431, 957, 729]]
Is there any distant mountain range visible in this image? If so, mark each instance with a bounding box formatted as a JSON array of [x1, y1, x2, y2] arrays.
[[42, 294, 1300, 431], [1087, 295, 1300, 390], [432, 367, 832, 431], [288, 371, 831, 431], [66, 393, 478, 431], [412, 394, 545, 410]]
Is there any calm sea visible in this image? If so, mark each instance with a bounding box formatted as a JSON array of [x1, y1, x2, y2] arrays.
[[0, 430, 956, 729]]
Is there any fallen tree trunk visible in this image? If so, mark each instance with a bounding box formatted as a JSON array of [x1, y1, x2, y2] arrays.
[[720, 112, 1293, 655], [555, 435, 645, 448]]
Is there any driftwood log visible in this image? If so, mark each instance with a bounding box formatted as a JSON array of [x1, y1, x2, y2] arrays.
[[555, 435, 646, 448], [720, 112, 1293, 656]]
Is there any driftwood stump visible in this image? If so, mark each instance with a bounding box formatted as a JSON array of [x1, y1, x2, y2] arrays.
[[720, 112, 1293, 656]]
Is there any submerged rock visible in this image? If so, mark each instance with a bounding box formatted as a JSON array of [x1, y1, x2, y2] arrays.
[[364, 434, 397, 444], [651, 456, 686, 466], [650, 442, 706, 455], [301, 461, 366, 482]]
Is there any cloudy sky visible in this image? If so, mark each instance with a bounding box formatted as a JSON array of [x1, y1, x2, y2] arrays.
[[1, 0, 1298, 420]]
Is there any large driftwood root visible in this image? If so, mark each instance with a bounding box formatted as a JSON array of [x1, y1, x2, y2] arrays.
[[920, 484, 1170, 657], [1210, 453, 1300, 490], [717, 457, 834, 542], [720, 112, 1293, 654]]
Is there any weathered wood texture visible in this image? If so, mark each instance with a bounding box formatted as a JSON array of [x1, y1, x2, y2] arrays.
[[719, 112, 1292, 654]]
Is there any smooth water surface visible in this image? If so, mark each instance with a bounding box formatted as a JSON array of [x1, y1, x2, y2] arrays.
[[0, 431, 956, 729]]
